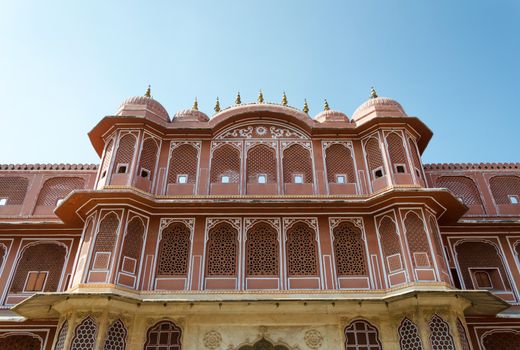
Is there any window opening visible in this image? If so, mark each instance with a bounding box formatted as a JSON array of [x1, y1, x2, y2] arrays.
[[257, 174, 267, 184], [474, 270, 493, 289], [116, 164, 128, 174], [509, 195, 519, 204], [177, 174, 188, 184], [336, 175, 346, 184], [140, 168, 150, 178], [221, 175, 230, 183], [0, 198, 6, 206], [101, 170, 107, 178], [395, 164, 406, 173], [373, 167, 384, 179], [293, 174, 304, 184], [24, 271, 48, 292]]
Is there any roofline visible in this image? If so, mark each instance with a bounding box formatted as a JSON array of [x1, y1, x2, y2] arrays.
[[424, 163, 520, 171], [0, 164, 98, 171]]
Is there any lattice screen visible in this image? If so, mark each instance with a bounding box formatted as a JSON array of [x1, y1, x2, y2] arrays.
[[0, 245, 6, 270], [435, 176, 483, 206], [112, 133, 137, 174], [333, 222, 367, 276], [210, 144, 241, 183], [89, 213, 120, 271], [103, 319, 127, 350], [482, 330, 520, 350], [0, 334, 41, 350], [71, 316, 98, 350], [386, 133, 409, 173], [364, 138, 384, 179], [378, 216, 403, 273], [428, 315, 455, 350], [489, 175, 520, 204], [100, 139, 114, 176], [0, 176, 29, 205], [286, 222, 318, 276], [55, 320, 68, 350], [246, 223, 279, 276], [168, 144, 199, 184], [398, 318, 423, 350], [9, 243, 66, 293], [206, 223, 238, 276], [456, 318, 470, 350], [282, 144, 313, 183], [144, 321, 182, 350], [35, 177, 85, 206], [403, 212, 432, 268], [138, 137, 159, 179], [157, 222, 191, 276], [455, 241, 511, 290], [408, 137, 422, 171], [325, 144, 356, 183], [119, 217, 145, 275], [344, 320, 382, 350], [428, 216, 449, 278], [246, 144, 277, 183]]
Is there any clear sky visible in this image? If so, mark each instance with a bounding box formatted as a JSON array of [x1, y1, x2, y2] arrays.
[[0, 1, 518, 164]]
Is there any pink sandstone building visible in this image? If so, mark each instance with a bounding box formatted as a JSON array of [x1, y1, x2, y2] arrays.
[[0, 88, 519, 349]]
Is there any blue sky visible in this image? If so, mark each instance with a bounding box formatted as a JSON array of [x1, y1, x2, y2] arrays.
[[0, 1, 518, 164]]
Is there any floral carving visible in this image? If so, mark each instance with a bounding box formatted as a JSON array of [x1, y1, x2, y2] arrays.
[[203, 330, 223, 349], [304, 329, 323, 349]]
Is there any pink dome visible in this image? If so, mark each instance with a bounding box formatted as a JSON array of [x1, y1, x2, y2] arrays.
[[315, 109, 350, 123], [172, 109, 209, 122], [116, 95, 170, 123], [352, 97, 406, 123]]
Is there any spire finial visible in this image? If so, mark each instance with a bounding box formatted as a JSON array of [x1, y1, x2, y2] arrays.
[[214, 97, 221, 113], [192, 97, 198, 110], [323, 99, 330, 111], [235, 92, 242, 105], [144, 85, 151, 98], [258, 90, 264, 103], [281, 91, 288, 106], [370, 86, 378, 99], [303, 99, 309, 114]]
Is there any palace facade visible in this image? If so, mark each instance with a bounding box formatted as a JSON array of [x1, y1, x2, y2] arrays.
[[0, 89, 519, 349]]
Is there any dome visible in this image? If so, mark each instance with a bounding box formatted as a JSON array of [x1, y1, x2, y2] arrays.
[[352, 97, 407, 123], [172, 109, 209, 122], [315, 109, 350, 123], [116, 94, 170, 123]]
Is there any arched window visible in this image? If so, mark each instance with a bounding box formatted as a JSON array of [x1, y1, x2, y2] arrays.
[[210, 144, 241, 184], [286, 222, 318, 276], [138, 136, 159, 181], [246, 223, 279, 277], [238, 339, 289, 350], [89, 213, 120, 272], [344, 320, 382, 349], [246, 144, 277, 184], [428, 216, 449, 280], [333, 222, 368, 276], [0, 334, 41, 350], [489, 176, 520, 204], [9, 243, 67, 293], [71, 316, 98, 350], [378, 216, 403, 274], [435, 176, 483, 207], [455, 241, 512, 291], [428, 314, 455, 350], [157, 222, 191, 276], [282, 144, 313, 184], [206, 223, 238, 276], [168, 144, 199, 185], [35, 177, 85, 207], [456, 318, 470, 350], [364, 137, 385, 180], [407, 137, 423, 175], [119, 217, 145, 278], [103, 319, 127, 350], [99, 138, 114, 180], [403, 212, 432, 268], [398, 318, 423, 350], [0, 176, 29, 205], [325, 144, 356, 184], [482, 330, 520, 350], [386, 133, 409, 173], [144, 321, 182, 350], [55, 320, 68, 350], [112, 133, 137, 175]]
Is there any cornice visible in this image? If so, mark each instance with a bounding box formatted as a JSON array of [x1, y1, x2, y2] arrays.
[[0, 163, 98, 171], [424, 162, 520, 171]]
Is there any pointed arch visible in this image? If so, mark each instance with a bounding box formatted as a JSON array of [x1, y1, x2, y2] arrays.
[[344, 319, 382, 349], [246, 144, 277, 184], [428, 314, 455, 350], [246, 222, 279, 277], [103, 319, 127, 350], [386, 132, 409, 173], [144, 321, 182, 350], [156, 222, 191, 276], [282, 143, 313, 184], [54, 320, 68, 350], [71, 316, 98, 350], [333, 221, 368, 277], [89, 212, 120, 272], [112, 133, 137, 175], [398, 317, 423, 350], [403, 211, 432, 269], [286, 221, 318, 276], [206, 222, 238, 276]]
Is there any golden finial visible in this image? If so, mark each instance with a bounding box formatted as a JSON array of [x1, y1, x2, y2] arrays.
[[258, 90, 264, 103], [235, 92, 242, 105], [281, 91, 288, 106], [323, 99, 330, 111], [192, 97, 198, 110], [303, 99, 309, 114], [144, 85, 151, 98], [370, 86, 378, 99], [214, 97, 221, 113]]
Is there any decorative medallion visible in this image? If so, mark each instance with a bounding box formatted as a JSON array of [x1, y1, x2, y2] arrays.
[[304, 329, 323, 349], [203, 330, 222, 349]]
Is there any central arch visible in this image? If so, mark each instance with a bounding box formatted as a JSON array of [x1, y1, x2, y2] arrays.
[[238, 338, 289, 350]]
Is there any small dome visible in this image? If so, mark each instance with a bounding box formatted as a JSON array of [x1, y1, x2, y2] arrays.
[[315, 109, 350, 123], [172, 109, 209, 122], [116, 95, 170, 123], [352, 97, 407, 123]]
